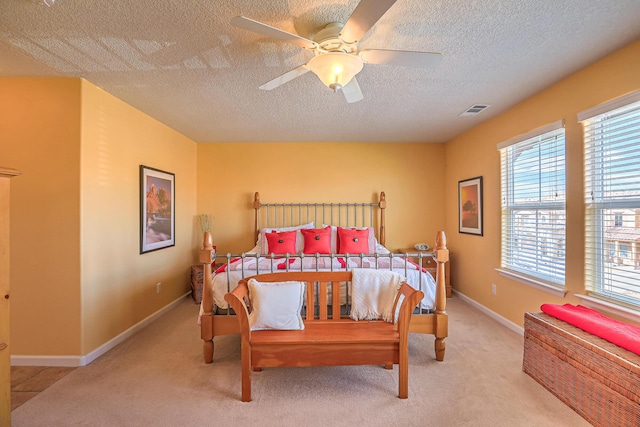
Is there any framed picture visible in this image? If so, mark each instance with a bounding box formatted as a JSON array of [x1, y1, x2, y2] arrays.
[[458, 176, 483, 236], [140, 165, 175, 253]]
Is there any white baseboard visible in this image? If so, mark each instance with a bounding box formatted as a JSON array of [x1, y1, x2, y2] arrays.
[[11, 292, 190, 367], [10, 355, 82, 368], [453, 290, 524, 336]]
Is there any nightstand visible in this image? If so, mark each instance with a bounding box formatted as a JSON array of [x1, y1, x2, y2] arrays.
[[396, 248, 452, 298], [190, 262, 223, 304]]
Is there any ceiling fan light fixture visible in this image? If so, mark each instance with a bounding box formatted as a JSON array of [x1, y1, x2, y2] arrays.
[[307, 52, 363, 91]]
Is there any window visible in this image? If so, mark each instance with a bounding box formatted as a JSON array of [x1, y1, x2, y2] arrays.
[[614, 212, 623, 227], [498, 121, 566, 286], [580, 90, 640, 308], [619, 243, 631, 260], [607, 242, 616, 261]]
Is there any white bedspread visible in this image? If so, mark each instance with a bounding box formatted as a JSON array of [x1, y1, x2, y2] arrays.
[[197, 251, 438, 325]]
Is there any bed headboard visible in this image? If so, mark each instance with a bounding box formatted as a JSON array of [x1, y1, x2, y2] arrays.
[[253, 192, 387, 246]]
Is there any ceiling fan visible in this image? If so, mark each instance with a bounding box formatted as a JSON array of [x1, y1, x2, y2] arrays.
[[231, 0, 442, 103]]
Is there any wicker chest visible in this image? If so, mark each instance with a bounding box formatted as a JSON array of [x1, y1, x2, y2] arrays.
[[523, 312, 640, 427]]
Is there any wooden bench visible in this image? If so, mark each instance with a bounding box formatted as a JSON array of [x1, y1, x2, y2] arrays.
[[224, 271, 424, 402]]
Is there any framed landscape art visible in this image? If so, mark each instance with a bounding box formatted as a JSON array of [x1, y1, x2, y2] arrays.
[[458, 176, 483, 236], [140, 165, 175, 253]]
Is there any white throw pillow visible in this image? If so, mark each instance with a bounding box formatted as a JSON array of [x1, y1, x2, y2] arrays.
[[248, 279, 305, 331]]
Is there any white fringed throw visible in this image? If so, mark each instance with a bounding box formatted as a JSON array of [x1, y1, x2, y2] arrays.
[[350, 268, 403, 322]]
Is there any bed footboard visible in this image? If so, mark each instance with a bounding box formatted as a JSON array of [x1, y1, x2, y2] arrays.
[[199, 232, 449, 364]]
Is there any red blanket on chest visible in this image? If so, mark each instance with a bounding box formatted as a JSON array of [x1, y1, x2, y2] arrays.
[[540, 303, 640, 356]]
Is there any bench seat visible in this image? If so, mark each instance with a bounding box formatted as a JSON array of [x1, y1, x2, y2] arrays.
[[252, 320, 399, 344], [251, 321, 400, 368]]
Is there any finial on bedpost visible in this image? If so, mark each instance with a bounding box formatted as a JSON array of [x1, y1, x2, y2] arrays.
[[202, 231, 213, 251], [379, 191, 386, 246], [435, 230, 446, 251]]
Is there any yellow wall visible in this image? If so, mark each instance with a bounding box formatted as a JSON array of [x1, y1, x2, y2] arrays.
[[1, 78, 198, 357], [444, 39, 640, 326], [1, 78, 83, 355], [197, 142, 446, 254], [80, 81, 197, 354]]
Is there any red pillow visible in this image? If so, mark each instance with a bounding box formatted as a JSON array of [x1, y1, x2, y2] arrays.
[[337, 227, 370, 254], [541, 304, 640, 356], [265, 230, 297, 254], [301, 227, 331, 254]]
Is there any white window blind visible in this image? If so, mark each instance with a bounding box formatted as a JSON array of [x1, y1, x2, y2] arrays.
[[582, 95, 640, 308], [499, 124, 566, 285]]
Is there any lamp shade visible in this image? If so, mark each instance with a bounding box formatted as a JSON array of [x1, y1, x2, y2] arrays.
[[307, 52, 364, 90]]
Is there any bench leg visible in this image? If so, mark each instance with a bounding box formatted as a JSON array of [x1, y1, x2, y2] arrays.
[[399, 346, 408, 399], [241, 344, 252, 402], [203, 340, 214, 364], [435, 338, 446, 362]]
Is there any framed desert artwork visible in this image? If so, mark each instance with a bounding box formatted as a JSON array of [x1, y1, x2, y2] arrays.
[[458, 176, 483, 236], [140, 165, 175, 253]]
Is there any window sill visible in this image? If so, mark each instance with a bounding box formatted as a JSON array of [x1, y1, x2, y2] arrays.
[[574, 294, 640, 324], [496, 268, 567, 297]]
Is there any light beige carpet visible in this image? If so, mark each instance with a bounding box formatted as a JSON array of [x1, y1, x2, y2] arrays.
[[11, 295, 589, 427]]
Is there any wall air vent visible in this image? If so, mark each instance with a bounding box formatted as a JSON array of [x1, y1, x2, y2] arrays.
[[459, 104, 490, 117]]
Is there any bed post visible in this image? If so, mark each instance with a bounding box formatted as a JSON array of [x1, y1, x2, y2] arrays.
[[433, 230, 448, 361], [379, 192, 386, 246], [253, 192, 261, 246], [200, 232, 215, 363]]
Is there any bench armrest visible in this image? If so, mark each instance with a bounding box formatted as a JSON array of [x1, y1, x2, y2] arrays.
[[394, 282, 424, 336], [224, 282, 251, 340]]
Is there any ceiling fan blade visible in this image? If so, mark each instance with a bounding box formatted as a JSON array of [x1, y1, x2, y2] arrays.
[[231, 16, 318, 50], [341, 77, 364, 103], [259, 65, 311, 90], [360, 49, 442, 68], [340, 0, 397, 44]]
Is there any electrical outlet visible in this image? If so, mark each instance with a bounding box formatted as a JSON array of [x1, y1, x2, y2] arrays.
[[156, 282, 162, 294], [491, 284, 497, 295]]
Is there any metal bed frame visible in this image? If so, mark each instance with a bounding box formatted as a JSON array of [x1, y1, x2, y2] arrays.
[[199, 192, 448, 363]]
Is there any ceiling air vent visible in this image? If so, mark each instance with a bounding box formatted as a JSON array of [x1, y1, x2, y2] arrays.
[[459, 104, 490, 117]]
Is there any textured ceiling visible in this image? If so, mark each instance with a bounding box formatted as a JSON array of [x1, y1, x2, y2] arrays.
[[1, 0, 640, 143]]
